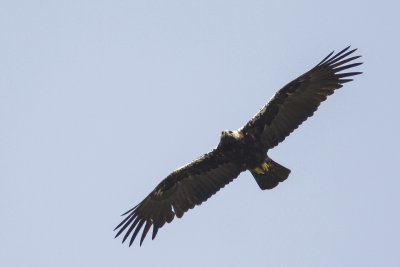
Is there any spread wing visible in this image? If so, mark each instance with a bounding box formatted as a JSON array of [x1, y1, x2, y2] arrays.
[[114, 148, 245, 246], [242, 46, 362, 149]]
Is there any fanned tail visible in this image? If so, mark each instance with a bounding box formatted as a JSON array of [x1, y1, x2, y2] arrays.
[[250, 156, 291, 190]]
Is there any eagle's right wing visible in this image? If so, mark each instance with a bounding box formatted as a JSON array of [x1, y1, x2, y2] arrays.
[[242, 46, 362, 150], [114, 148, 244, 246]]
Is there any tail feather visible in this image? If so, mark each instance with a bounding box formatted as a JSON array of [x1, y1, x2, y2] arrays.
[[250, 156, 291, 190]]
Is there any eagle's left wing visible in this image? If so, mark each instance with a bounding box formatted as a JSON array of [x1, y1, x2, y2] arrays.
[[242, 46, 362, 150], [114, 148, 244, 246]]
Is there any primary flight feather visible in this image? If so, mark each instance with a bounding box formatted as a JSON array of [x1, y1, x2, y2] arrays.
[[114, 46, 362, 246]]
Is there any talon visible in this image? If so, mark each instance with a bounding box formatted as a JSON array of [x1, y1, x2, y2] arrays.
[[262, 163, 270, 171], [253, 166, 265, 174]]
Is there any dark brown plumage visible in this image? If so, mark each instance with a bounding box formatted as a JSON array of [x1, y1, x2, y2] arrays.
[[114, 46, 362, 246]]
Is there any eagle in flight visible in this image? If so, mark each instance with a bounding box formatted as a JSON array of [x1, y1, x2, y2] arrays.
[[114, 46, 362, 246]]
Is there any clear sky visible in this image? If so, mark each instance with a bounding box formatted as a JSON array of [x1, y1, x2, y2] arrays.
[[1, 0, 399, 266]]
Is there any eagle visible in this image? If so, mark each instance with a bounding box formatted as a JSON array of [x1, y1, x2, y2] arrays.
[[114, 46, 362, 246]]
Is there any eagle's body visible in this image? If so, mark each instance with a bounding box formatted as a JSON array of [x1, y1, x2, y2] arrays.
[[115, 47, 362, 246]]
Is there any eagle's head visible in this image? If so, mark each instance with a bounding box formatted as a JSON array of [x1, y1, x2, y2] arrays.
[[219, 130, 243, 148]]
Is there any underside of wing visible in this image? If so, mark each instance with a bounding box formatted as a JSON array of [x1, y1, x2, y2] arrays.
[[242, 46, 362, 149], [114, 148, 244, 246]]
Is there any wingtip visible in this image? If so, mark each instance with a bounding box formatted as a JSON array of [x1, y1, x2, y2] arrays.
[[152, 227, 159, 240], [317, 46, 362, 68], [122, 234, 129, 243], [121, 205, 138, 216], [114, 229, 123, 238], [345, 45, 358, 51]]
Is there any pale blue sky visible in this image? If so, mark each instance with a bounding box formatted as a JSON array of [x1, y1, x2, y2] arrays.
[[1, 1, 399, 266]]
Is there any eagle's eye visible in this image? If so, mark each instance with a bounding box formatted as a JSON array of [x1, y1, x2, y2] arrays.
[[221, 130, 233, 136]]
